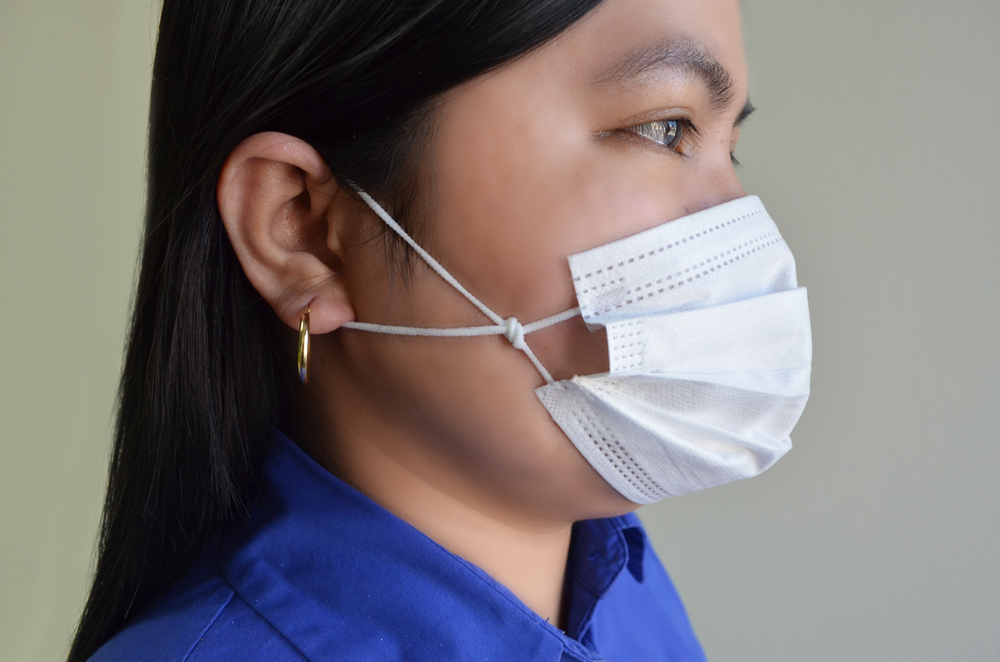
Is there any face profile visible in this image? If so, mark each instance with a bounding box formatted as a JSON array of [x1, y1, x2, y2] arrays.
[[218, 0, 761, 524]]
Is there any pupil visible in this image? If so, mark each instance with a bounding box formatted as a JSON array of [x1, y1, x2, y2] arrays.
[[661, 120, 679, 147]]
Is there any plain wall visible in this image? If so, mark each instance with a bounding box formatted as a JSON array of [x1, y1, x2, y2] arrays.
[[1, 1, 997, 660], [1, 1, 152, 661]]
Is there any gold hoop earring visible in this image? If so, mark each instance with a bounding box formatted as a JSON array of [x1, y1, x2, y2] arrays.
[[297, 307, 310, 384]]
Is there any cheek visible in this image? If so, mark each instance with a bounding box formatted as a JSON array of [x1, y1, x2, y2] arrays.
[[430, 86, 584, 320], [336, 329, 628, 518]]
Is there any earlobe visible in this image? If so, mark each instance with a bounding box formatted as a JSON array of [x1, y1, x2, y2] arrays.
[[217, 131, 357, 335]]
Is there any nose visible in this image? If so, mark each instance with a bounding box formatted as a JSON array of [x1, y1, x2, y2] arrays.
[[683, 158, 746, 216]]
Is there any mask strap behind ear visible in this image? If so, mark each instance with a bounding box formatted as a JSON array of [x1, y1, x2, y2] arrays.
[[342, 187, 581, 384]]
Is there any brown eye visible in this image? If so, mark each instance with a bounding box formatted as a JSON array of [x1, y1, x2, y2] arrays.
[[631, 119, 684, 150]]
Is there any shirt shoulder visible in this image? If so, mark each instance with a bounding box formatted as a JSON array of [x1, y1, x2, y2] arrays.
[[90, 556, 305, 662]]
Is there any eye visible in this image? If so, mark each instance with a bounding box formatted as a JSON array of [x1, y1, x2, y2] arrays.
[[629, 119, 686, 151]]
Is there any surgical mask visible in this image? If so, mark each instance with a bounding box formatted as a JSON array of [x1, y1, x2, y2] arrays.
[[344, 190, 812, 504]]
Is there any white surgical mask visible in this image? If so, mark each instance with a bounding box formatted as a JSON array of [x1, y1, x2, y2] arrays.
[[344, 190, 812, 504]]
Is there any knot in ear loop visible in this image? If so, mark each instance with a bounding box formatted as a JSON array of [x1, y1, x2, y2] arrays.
[[344, 186, 584, 385], [503, 317, 526, 350]]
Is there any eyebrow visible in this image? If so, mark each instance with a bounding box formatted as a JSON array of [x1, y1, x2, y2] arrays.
[[596, 39, 739, 112]]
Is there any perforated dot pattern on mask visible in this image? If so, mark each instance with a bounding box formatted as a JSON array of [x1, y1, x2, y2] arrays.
[[583, 234, 786, 321], [573, 207, 765, 290], [608, 320, 646, 372], [545, 382, 668, 502]]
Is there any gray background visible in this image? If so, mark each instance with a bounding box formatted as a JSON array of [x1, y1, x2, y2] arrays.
[[1, 1, 997, 660]]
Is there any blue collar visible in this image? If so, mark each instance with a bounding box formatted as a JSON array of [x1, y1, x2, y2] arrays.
[[217, 430, 646, 662]]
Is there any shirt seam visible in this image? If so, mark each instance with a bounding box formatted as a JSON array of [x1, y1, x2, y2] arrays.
[[179, 587, 234, 662], [187, 576, 310, 662]]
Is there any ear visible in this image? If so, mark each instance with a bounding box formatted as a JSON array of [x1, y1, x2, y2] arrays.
[[217, 132, 356, 334]]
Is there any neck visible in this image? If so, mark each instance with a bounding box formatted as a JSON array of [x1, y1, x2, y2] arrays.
[[295, 382, 574, 628], [350, 441, 574, 627]]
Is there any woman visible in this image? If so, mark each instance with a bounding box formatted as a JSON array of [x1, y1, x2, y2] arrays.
[[71, 0, 811, 659]]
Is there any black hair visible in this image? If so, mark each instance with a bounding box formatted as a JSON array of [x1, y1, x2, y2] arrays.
[[68, 0, 605, 659]]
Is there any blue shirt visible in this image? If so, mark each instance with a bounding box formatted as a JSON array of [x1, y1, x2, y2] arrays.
[[92, 430, 705, 661]]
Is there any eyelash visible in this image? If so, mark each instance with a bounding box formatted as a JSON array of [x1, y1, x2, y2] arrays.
[[624, 119, 742, 166]]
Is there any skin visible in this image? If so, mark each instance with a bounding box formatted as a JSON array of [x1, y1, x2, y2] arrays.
[[218, 0, 749, 630]]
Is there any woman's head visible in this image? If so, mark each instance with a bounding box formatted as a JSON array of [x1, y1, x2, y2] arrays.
[[216, 0, 749, 526], [72, 0, 749, 658]]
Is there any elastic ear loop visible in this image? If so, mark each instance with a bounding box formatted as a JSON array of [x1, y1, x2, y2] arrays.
[[344, 188, 581, 384]]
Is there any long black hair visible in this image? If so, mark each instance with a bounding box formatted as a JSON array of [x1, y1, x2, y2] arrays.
[[69, 0, 605, 659]]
